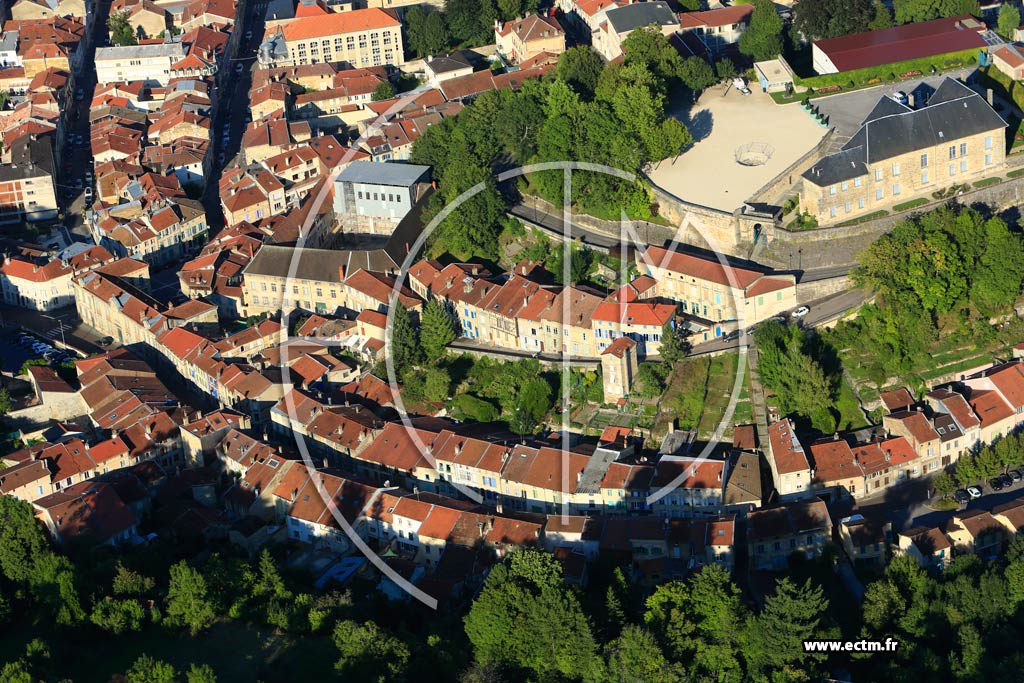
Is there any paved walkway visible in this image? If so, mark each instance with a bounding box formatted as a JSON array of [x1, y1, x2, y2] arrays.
[[746, 344, 772, 462]]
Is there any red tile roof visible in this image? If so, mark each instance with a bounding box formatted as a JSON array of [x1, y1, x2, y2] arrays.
[[601, 336, 637, 358], [809, 438, 859, 484], [275, 7, 399, 42], [767, 418, 810, 475], [679, 4, 752, 29], [813, 15, 988, 73], [592, 301, 675, 327], [968, 389, 1014, 428], [880, 387, 914, 412]]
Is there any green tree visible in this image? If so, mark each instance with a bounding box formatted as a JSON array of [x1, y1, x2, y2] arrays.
[[715, 58, 736, 82], [556, 46, 605, 98], [621, 27, 685, 84], [333, 620, 410, 681], [949, 624, 985, 680], [744, 578, 830, 679], [446, 0, 496, 45], [1006, 537, 1024, 609], [511, 377, 552, 433], [464, 550, 602, 681], [252, 550, 289, 601], [165, 561, 215, 635], [636, 362, 668, 399], [605, 625, 684, 683], [739, 0, 784, 61], [186, 664, 217, 683], [107, 11, 138, 46], [423, 366, 451, 402], [678, 56, 717, 92], [371, 81, 396, 101], [422, 11, 452, 55], [644, 567, 746, 680], [113, 563, 155, 597], [125, 655, 178, 683], [28, 549, 85, 626], [893, 0, 979, 24], [659, 320, 686, 365], [998, 2, 1021, 39], [420, 299, 457, 361], [970, 217, 1024, 315], [389, 303, 422, 375], [0, 496, 47, 584], [90, 597, 145, 634], [755, 325, 835, 429], [932, 471, 956, 498], [869, 0, 894, 29], [497, 0, 536, 20]]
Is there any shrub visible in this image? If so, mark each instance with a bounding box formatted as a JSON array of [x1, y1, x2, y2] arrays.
[[450, 393, 500, 422]]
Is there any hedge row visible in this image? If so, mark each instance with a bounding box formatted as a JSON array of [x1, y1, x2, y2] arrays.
[[892, 197, 929, 212], [795, 48, 979, 92], [835, 210, 889, 226]]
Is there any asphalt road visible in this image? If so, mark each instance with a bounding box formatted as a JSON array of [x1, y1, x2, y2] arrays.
[[687, 288, 868, 356], [204, 0, 268, 236]]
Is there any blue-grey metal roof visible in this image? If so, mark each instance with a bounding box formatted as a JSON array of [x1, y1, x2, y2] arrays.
[[335, 161, 431, 187]]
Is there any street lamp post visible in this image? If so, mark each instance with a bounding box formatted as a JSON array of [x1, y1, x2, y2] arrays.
[[42, 315, 65, 348]]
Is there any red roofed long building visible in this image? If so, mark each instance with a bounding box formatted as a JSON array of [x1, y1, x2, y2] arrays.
[[640, 245, 797, 339], [812, 15, 989, 75]]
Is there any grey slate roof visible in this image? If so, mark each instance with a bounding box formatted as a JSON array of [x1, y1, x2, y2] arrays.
[[425, 51, 472, 74], [0, 135, 54, 182], [605, 1, 678, 34], [860, 96, 911, 126], [243, 245, 398, 282], [803, 78, 1006, 187], [336, 160, 430, 187]]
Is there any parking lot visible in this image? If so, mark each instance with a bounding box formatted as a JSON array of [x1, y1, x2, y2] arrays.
[[0, 328, 79, 374], [812, 68, 978, 144]]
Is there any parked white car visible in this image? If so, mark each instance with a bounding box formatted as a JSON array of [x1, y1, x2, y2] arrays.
[[791, 306, 810, 319]]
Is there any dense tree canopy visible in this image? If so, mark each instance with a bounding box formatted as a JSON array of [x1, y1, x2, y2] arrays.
[[794, 0, 877, 40], [465, 549, 603, 681], [755, 321, 838, 432], [838, 206, 1024, 381], [892, 0, 980, 24], [411, 37, 694, 260]]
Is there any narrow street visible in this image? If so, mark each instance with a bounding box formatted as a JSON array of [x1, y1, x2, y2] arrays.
[[203, 0, 268, 236], [746, 344, 772, 475], [62, 0, 112, 238]]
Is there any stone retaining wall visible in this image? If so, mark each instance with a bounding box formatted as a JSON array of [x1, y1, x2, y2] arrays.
[[796, 275, 852, 303]]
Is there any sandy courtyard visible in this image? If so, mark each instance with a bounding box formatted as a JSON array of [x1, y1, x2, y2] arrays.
[[649, 88, 826, 211]]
